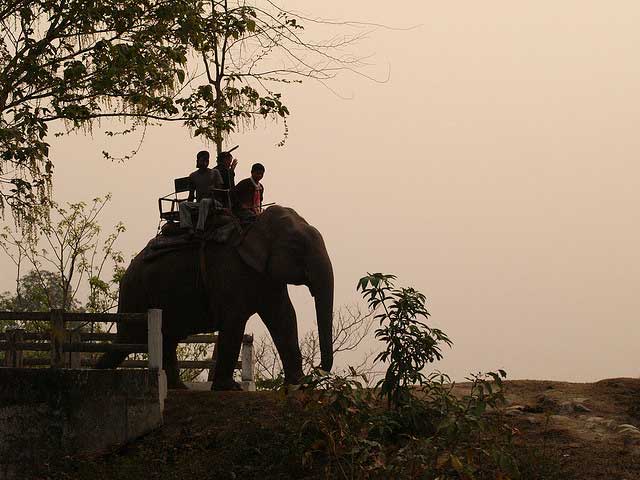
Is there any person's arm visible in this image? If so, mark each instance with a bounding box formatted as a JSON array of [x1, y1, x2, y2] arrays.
[[230, 182, 239, 209], [229, 168, 235, 189], [211, 169, 224, 190]]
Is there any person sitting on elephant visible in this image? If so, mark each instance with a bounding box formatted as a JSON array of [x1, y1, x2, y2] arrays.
[[213, 150, 238, 208], [179, 150, 223, 232], [233, 163, 265, 224]]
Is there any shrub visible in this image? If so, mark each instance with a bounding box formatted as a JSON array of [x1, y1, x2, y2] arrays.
[[358, 273, 452, 409], [295, 273, 520, 479]]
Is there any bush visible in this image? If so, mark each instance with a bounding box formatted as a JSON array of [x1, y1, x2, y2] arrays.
[[294, 273, 520, 479], [358, 273, 452, 409]]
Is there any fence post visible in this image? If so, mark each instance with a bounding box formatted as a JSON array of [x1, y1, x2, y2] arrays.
[[4, 329, 16, 368], [241, 334, 255, 392], [147, 309, 166, 411], [5, 329, 25, 368], [50, 309, 65, 368], [66, 330, 81, 368]]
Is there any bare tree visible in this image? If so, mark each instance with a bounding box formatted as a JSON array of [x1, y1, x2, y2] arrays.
[[254, 305, 377, 388], [184, 1, 379, 153]]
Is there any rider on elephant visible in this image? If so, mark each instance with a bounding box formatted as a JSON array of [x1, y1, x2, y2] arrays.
[[179, 150, 222, 232], [213, 151, 238, 208], [233, 162, 265, 225]]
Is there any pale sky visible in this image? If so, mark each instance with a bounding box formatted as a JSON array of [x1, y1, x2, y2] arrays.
[[2, 1, 640, 382]]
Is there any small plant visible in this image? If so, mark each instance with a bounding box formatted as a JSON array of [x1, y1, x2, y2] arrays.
[[357, 273, 452, 408], [255, 373, 285, 391]]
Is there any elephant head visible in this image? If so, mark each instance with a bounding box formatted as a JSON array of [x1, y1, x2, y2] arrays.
[[237, 206, 334, 372]]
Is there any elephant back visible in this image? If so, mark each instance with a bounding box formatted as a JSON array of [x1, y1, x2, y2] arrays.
[[143, 215, 242, 263]]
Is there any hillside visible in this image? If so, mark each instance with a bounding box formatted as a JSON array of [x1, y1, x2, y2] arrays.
[[35, 378, 640, 479]]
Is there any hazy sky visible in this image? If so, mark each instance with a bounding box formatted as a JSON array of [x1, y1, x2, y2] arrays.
[[2, 1, 640, 381]]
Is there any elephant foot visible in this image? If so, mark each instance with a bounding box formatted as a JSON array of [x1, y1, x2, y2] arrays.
[[285, 372, 304, 386], [211, 379, 243, 391]]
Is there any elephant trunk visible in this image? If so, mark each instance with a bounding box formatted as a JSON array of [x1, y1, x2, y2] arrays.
[[308, 254, 334, 372]]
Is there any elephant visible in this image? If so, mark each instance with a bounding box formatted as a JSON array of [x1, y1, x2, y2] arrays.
[[96, 206, 334, 390]]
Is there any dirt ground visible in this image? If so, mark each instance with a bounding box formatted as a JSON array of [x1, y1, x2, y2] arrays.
[[35, 378, 640, 480], [497, 378, 640, 479]]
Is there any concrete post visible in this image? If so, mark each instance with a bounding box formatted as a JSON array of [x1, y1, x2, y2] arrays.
[[50, 310, 65, 368], [147, 309, 166, 411], [5, 329, 25, 368], [241, 334, 255, 392], [147, 309, 162, 370]]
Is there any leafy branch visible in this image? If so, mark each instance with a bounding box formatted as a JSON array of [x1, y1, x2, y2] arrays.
[[358, 273, 452, 409]]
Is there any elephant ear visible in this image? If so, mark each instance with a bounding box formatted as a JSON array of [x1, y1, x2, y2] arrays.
[[237, 221, 270, 273]]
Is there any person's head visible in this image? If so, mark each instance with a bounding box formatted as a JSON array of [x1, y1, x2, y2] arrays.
[[217, 151, 233, 168], [251, 163, 265, 182], [196, 150, 210, 169]]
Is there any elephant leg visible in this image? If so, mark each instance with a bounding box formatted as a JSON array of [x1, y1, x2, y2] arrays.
[[164, 337, 187, 390], [211, 318, 247, 391], [259, 290, 304, 385]]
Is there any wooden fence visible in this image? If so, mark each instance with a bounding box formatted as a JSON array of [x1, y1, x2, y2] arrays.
[[0, 310, 255, 391]]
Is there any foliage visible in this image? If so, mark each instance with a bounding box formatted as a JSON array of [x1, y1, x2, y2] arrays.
[[0, 195, 125, 370], [358, 273, 452, 409], [174, 1, 372, 153], [0, 192, 214, 374], [176, 341, 212, 382], [0, 0, 373, 221], [0, 0, 191, 219], [292, 273, 519, 479], [0, 270, 81, 313], [176, 1, 292, 152], [0, 270, 83, 335], [297, 369, 518, 479], [0, 194, 125, 315]]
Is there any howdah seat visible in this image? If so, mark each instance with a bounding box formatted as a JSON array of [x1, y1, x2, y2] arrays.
[[158, 176, 191, 225]]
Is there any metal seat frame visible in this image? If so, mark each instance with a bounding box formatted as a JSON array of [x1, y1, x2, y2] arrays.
[[158, 177, 191, 227]]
